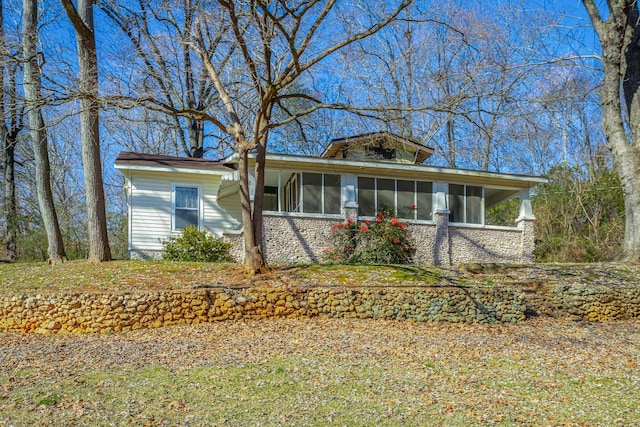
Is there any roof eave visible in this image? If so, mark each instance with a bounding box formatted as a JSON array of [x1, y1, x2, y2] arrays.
[[254, 153, 547, 187], [114, 163, 233, 176]]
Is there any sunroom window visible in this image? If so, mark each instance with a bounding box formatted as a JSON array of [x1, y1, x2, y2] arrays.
[[283, 172, 341, 214], [174, 186, 199, 230], [449, 184, 483, 224], [357, 177, 433, 220]]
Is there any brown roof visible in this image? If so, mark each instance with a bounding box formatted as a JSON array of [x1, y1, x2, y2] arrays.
[[115, 152, 234, 171]]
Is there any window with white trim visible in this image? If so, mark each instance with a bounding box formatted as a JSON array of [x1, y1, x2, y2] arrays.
[[357, 177, 433, 220], [449, 184, 483, 224], [282, 172, 341, 214], [174, 186, 199, 230]]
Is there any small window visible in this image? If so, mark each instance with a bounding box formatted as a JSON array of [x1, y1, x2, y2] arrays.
[[174, 186, 199, 230]]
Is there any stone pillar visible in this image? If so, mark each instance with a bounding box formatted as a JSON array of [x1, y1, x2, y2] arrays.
[[433, 182, 451, 265], [343, 204, 358, 221], [516, 190, 536, 263]]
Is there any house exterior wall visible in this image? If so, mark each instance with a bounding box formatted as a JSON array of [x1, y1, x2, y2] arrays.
[[224, 213, 534, 266], [125, 170, 239, 259]]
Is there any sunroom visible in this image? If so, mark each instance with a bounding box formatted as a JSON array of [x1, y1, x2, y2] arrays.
[[214, 151, 546, 265], [240, 154, 538, 227]]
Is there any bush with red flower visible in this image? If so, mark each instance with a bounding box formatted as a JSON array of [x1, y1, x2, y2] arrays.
[[323, 207, 416, 264]]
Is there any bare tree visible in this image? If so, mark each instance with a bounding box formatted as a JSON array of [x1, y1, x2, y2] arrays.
[[60, 0, 111, 261], [23, 0, 67, 263], [581, 0, 640, 261], [187, 0, 412, 274], [98, 0, 226, 158], [0, 0, 23, 261]]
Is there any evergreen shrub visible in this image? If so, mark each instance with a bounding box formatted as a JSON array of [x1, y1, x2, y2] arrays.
[[162, 226, 232, 262]]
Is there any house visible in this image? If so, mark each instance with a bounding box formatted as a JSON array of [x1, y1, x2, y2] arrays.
[[115, 131, 546, 265]]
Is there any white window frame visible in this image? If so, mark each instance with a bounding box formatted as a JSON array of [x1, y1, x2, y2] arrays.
[[356, 175, 435, 222], [172, 184, 202, 231], [300, 172, 342, 215], [448, 184, 485, 225]]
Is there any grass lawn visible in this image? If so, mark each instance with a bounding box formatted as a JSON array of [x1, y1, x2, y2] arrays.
[[1, 318, 639, 426], [1, 260, 639, 425], [1, 259, 639, 295]]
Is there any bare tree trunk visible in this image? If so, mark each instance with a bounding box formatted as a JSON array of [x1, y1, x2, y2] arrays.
[[237, 145, 267, 274], [23, 0, 67, 263], [3, 135, 17, 261], [581, 0, 640, 261], [1, 1, 19, 262], [60, 0, 111, 261]]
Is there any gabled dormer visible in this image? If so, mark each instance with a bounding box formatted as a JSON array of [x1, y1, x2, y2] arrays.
[[320, 131, 434, 164]]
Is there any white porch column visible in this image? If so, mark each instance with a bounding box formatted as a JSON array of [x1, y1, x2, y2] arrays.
[[342, 174, 358, 221], [432, 181, 451, 265], [516, 189, 535, 263]]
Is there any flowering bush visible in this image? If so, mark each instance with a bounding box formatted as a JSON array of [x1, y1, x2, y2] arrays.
[[324, 208, 416, 265]]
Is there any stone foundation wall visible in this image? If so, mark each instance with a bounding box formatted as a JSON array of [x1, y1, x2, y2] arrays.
[[224, 214, 531, 266], [130, 249, 163, 261], [448, 226, 523, 264], [0, 286, 526, 334]]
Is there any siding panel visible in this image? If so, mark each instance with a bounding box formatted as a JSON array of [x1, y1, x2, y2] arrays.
[[127, 170, 237, 251]]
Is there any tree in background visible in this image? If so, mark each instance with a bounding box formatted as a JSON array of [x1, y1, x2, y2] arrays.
[[60, 0, 111, 261], [99, 0, 225, 158], [23, 0, 67, 263], [0, 0, 23, 261], [582, 0, 640, 261]]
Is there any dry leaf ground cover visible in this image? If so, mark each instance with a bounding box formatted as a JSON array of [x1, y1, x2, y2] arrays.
[[1, 260, 639, 294], [1, 318, 639, 426], [1, 261, 640, 426]]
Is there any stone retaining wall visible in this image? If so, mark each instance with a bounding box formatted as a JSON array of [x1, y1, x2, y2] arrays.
[[0, 286, 525, 334], [525, 284, 640, 321]]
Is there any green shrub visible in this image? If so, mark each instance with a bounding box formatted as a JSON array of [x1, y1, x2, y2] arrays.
[[324, 208, 415, 265], [162, 226, 232, 262]]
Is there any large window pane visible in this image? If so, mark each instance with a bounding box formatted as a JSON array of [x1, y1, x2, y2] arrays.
[[264, 186, 278, 211], [175, 209, 198, 230], [302, 173, 322, 213], [449, 184, 464, 223], [175, 187, 198, 209], [377, 178, 395, 214], [397, 180, 415, 219], [358, 177, 375, 216], [324, 174, 341, 214], [466, 185, 483, 224], [416, 181, 433, 220]]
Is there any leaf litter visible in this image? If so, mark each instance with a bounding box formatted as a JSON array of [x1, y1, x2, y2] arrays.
[[1, 317, 639, 426]]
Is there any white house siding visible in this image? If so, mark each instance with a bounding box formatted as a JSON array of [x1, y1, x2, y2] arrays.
[[127, 170, 238, 258], [217, 192, 243, 225]]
